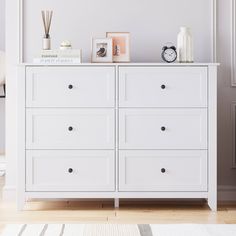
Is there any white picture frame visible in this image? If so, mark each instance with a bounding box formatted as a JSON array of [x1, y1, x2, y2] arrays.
[[91, 38, 113, 63], [106, 32, 130, 62]]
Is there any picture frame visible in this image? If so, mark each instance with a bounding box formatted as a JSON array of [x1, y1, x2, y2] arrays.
[[106, 32, 130, 62], [91, 38, 113, 63]]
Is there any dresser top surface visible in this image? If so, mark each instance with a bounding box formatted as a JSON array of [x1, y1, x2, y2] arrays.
[[19, 62, 220, 67]]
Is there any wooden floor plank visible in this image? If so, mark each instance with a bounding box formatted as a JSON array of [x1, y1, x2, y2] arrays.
[[1, 177, 236, 228]]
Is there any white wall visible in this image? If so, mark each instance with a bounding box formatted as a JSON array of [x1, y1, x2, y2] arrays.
[[4, 0, 236, 200], [4, 0, 19, 200], [23, 0, 212, 62], [0, 0, 5, 153], [0, 0, 5, 50]]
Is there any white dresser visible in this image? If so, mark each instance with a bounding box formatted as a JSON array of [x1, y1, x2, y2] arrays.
[[18, 63, 218, 211]]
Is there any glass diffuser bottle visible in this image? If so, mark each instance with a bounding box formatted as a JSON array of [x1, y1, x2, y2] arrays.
[[41, 10, 53, 50]]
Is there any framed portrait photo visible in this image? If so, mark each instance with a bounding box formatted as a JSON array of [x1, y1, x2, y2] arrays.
[[106, 32, 130, 62], [91, 38, 113, 63]]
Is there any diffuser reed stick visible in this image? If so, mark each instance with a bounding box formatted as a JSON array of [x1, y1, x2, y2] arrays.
[[41, 10, 53, 38]]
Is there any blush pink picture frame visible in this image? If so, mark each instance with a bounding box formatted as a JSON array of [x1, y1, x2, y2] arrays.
[[106, 32, 130, 62]]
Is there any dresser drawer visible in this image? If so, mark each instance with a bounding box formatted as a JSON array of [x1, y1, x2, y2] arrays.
[[119, 109, 207, 149], [26, 150, 115, 191], [119, 150, 207, 192], [26, 66, 115, 107], [119, 67, 207, 107], [26, 109, 114, 149]]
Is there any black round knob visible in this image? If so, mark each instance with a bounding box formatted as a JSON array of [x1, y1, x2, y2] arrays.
[[68, 126, 73, 131], [68, 168, 73, 173], [161, 84, 166, 89], [161, 126, 166, 131], [161, 168, 166, 173], [68, 84, 73, 89]]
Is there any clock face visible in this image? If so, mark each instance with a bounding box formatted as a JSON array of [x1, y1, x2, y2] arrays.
[[162, 48, 177, 63]]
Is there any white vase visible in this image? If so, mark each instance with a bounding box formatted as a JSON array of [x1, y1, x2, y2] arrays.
[[42, 37, 51, 50], [177, 27, 194, 63]]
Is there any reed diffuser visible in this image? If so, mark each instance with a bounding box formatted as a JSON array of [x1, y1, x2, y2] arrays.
[[41, 10, 53, 50]]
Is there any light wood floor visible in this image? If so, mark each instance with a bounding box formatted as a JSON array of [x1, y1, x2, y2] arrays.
[[1, 177, 236, 234]]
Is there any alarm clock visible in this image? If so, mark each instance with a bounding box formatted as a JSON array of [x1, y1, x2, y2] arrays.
[[161, 45, 177, 63]]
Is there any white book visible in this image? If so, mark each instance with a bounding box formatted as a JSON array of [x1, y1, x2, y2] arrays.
[[33, 57, 82, 64], [41, 54, 81, 58], [40, 49, 82, 58]]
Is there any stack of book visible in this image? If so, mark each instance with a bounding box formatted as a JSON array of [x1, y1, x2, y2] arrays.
[[33, 49, 82, 64]]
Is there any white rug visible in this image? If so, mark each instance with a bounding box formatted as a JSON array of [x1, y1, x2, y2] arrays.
[[2, 224, 236, 236]]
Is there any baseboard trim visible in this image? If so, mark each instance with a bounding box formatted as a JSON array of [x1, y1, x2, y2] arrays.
[[0, 155, 6, 176], [2, 185, 16, 201], [2, 185, 236, 202], [0, 157, 6, 177], [218, 185, 236, 202]]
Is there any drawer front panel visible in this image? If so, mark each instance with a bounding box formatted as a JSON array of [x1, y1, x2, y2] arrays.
[[119, 150, 207, 192], [119, 109, 207, 149], [26, 109, 114, 149], [26, 66, 115, 107], [26, 150, 115, 191], [119, 67, 207, 107]]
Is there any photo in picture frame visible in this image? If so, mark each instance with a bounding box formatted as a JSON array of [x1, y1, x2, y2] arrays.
[[106, 32, 130, 62], [91, 38, 113, 63]]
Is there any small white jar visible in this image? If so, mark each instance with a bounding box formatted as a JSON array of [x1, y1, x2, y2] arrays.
[[60, 40, 72, 50], [177, 27, 194, 63]]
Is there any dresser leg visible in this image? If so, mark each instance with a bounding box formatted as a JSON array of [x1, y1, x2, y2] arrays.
[[208, 197, 217, 211], [114, 198, 119, 208]]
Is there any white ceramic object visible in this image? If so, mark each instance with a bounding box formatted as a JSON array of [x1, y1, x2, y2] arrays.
[[42, 37, 51, 50], [177, 27, 194, 63]]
